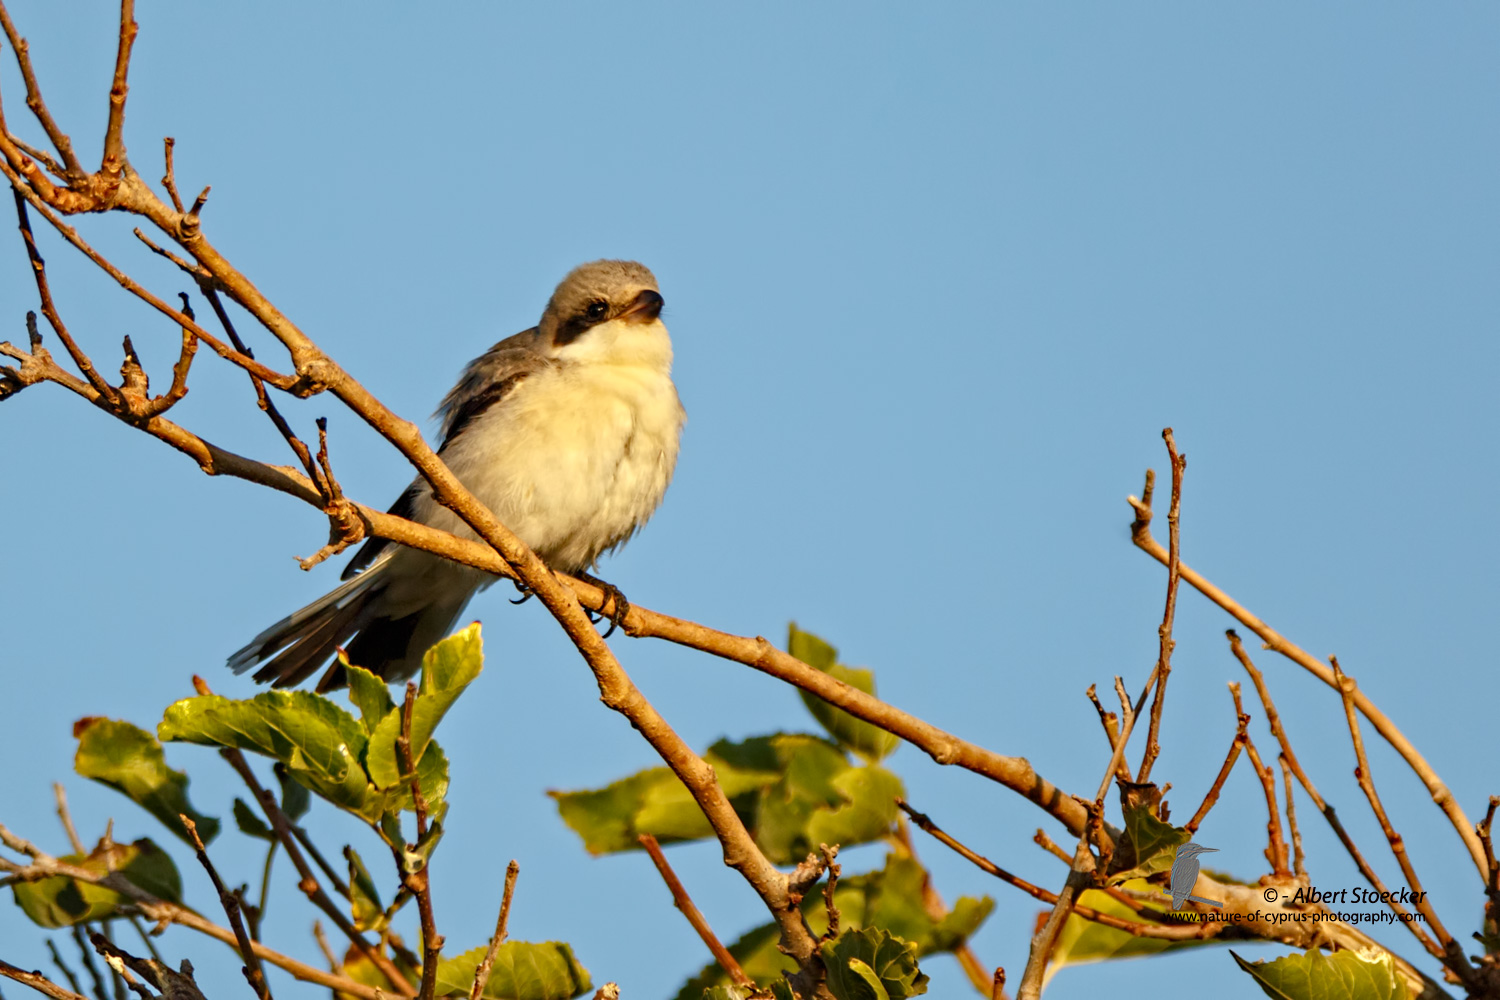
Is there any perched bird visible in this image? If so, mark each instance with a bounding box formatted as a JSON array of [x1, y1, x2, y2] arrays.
[[1164, 842, 1222, 910], [228, 260, 685, 691]]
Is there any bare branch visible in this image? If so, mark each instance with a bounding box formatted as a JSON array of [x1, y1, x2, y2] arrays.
[[468, 860, 520, 1000], [0, 959, 90, 1000], [639, 835, 752, 989], [1184, 687, 1248, 835], [100, 0, 138, 180], [1137, 428, 1184, 784], [394, 682, 441, 1000], [180, 815, 271, 1000], [1130, 493, 1486, 878], [1333, 659, 1472, 983]]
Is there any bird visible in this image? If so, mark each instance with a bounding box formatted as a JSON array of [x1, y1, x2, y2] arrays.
[[1164, 842, 1222, 910], [227, 259, 685, 692]]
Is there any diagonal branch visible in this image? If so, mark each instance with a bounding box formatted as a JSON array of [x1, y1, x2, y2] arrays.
[[1130, 480, 1486, 879]]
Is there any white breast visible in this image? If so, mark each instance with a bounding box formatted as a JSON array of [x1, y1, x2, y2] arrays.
[[421, 358, 685, 574]]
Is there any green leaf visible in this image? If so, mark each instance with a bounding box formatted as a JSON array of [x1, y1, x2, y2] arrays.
[[433, 942, 592, 1000], [10, 838, 181, 929], [159, 690, 386, 823], [790, 625, 899, 763], [233, 799, 275, 842], [551, 767, 715, 854], [699, 989, 753, 1000], [674, 924, 793, 1000], [553, 733, 902, 864], [1045, 880, 1219, 986], [367, 624, 483, 790], [346, 847, 385, 932], [346, 660, 395, 735], [73, 717, 220, 846], [821, 928, 927, 1000], [276, 764, 311, 820], [1231, 948, 1409, 1000], [788, 623, 839, 671], [1106, 805, 1190, 883], [675, 854, 988, 1000]]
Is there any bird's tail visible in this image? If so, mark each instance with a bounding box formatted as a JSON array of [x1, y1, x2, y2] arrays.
[[227, 552, 395, 692]]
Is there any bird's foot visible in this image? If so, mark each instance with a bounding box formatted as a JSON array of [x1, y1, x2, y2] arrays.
[[509, 578, 534, 605], [574, 571, 631, 639]]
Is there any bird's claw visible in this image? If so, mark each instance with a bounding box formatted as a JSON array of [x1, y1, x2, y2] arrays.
[[509, 579, 534, 605], [576, 571, 631, 639]]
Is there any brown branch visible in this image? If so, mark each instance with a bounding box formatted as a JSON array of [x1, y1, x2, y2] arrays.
[[639, 835, 752, 989], [469, 860, 520, 1000], [88, 935, 166, 1000], [1032, 829, 1070, 865], [1333, 659, 1473, 983], [100, 0, 137, 181], [1184, 687, 1249, 835], [51, 784, 84, 855], [12, 193, 119, 404], [1278, 756, 1306, 878], [1130, 496, 1486, 879], [1137, 428, 1184, 784], [214, 746, 417, 996], [0, 824, 393, 1000], [1229, 683, 1288, 875], [159, 138, 183, 213], [991, 967, 1007, 1000], [897, 802, 1216, 942], [1085, 685, 1129, 784], [0, 156, 295, 389], [43, 940, 83, 1000], [394, 682, 441, 1000], [889, 814, 992, 994], [180, 815, 271, 1000], [0, 4, 84, 180], [0, 959, 90, 1000]]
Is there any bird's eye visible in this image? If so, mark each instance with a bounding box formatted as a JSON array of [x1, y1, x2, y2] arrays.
[[586, 301, 608, 321]]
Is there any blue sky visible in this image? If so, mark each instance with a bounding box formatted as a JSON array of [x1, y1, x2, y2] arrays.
[[1, 3, 1496, 998]]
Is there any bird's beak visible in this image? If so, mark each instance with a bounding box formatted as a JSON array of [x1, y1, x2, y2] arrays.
[[619, 289, 664, 324]]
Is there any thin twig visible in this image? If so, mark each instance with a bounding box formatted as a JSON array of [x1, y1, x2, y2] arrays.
[[395, 682, 441, 1000], [159, 139, 183, 213], [52, 785, 84, 855], [0, 3, 85, 179], [1333, 659, 1473, 984], [897, 802, 1215, 942], [1184, 687, 1249, 835], [0, 960, 89, 1000], [0, 822, 400, 1000], [1085, 685, 1129, 783], [43, 940, 83, 999], [1032, 829, 1071, 865], [12, 193, 118, 404], [180, 815, 271, 1000], [890, 814, 992, 994], [1278, 756, 1306, 878], [1130, 493, 1486, 877], [639, 835, 752, 988], [68, 928, 106, 1000], [469, 860, 520, 1000], [100, 0, 137, 180], [1230, 683, 1288, 875], [1137, 428, 1184, 784], [213, 745, 416, 995]]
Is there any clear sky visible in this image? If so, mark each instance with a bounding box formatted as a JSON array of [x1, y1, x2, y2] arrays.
[[1, 3, 1496, 999]]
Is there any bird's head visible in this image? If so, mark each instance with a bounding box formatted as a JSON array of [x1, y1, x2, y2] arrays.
[[539, 259, 671, 370], [1177, 843, 1218, 861]]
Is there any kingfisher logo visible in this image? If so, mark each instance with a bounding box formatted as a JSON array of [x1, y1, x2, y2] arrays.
[[1163, 842, 1223, 910]]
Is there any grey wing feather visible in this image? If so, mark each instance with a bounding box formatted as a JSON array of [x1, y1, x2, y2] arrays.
[[435, 327, 552, 448], [340, 328, 550, 581]]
